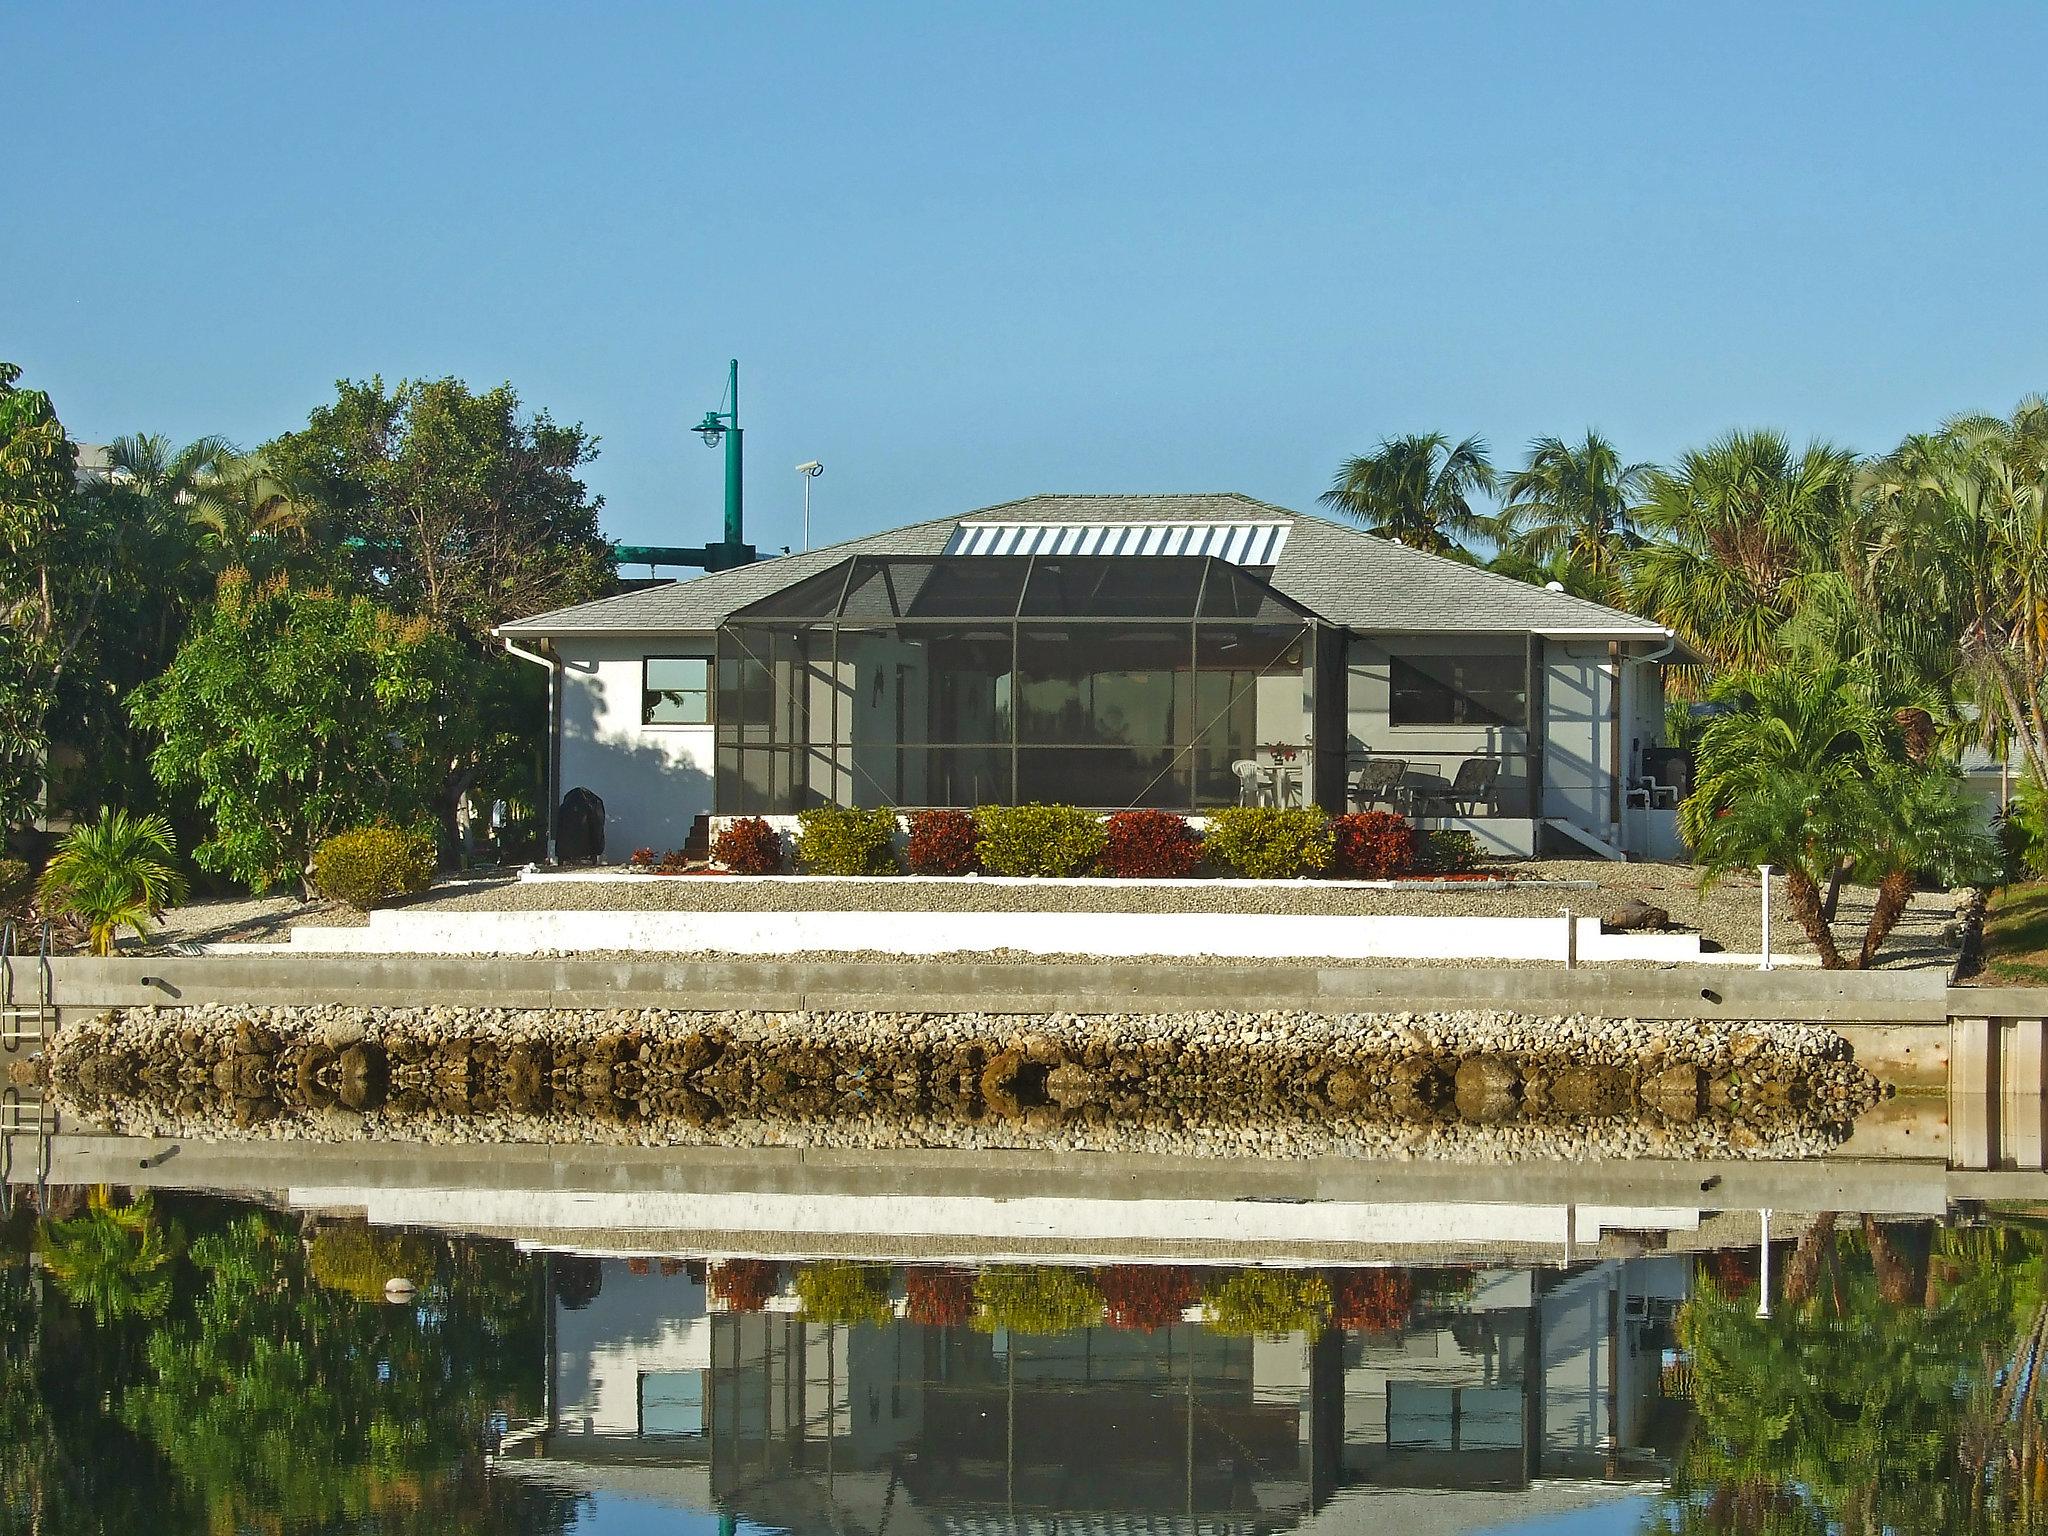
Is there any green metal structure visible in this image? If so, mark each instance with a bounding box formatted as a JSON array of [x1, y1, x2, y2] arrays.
[[616, 358, 758, 575]]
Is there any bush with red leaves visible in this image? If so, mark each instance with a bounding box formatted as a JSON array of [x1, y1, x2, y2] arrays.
[[1330, 1268, 1413, 1333], [626, 1257, 652, 1276], [905, 1265, 976, 1328], [1098, 1264, 1200, 1331], [905, 809, 978, 875], [712, 816, 784, 874], [629, 846, 657, 869], [1328, 811, 1418, 878], [708, 1258, 781, 1312], [1099, 810, 1204, 879]]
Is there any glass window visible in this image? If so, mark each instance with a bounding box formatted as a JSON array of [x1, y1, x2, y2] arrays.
[[1389, 650, 1526, 727], [1017, 745, 1187, 807], [1020, 558, 1207, 618], [640, 1371, 705, 1437], [644, 657, 710, 725], [1016, 627, 1189, 746]]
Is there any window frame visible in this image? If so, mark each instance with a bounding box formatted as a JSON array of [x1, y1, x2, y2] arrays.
[[1387, 648, 1526, 729], [642, 654, 713, 728]]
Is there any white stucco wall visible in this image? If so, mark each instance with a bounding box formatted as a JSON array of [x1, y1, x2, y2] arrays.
[[557, 636, 716, 856]]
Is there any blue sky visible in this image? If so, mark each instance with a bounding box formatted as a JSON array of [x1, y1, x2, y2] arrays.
[[9, 3, 2047, 555]]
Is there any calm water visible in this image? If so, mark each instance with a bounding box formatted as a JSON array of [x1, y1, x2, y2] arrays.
[[6, 1186, 2043, 1534]]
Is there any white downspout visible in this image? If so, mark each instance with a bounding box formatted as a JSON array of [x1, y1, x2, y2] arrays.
[[501, 635, 562, 862]]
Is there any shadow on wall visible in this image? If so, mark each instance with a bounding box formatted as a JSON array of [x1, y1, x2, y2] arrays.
[[558, 713, 714, 859]]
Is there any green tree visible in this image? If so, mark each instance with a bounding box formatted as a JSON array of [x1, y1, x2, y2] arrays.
[[1319, 431, 1496, 556], [130, 571, 464, 892], [38, 1190, 180, 1326], [1495, 430, 1648, 599], [35, 808, 187, 954], [1628, 429, 1857, 671]]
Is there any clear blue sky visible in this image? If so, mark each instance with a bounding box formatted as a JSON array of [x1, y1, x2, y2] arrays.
[[10, 3, 2046, 555]]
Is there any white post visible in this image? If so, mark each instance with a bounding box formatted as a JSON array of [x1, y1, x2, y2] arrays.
[[1756, 1208, 1772, 1318], [1757, 864, 1774, 972], [1561, 907, 1577, 970]]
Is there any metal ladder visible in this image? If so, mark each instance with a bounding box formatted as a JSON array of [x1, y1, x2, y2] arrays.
[[0, 921, 55, 1053]]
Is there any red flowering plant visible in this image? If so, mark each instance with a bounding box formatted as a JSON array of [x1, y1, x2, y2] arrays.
[[1327, 812, 1417, 878], [1100, 810, 1204, 879], [1098, 1264, 1200, 1331], [708, 1258, 781, 1313], [905, 809, 978, 875], [629, 846, 657, 869], [712, 816, 784, 874], [1330, 1268, 1413, 1334], [905, 1266, 976, 1328]]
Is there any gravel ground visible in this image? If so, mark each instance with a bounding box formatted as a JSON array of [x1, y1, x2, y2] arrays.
[[150, 859, 1962, 970]]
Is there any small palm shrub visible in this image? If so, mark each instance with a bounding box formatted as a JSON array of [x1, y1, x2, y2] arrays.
[[1415, 828, 1481, 874], [713, 816, 784, 874], [36, 809, 187, 956], [794, 1261, 893, 1327], [975, 804, 1106, 877], [906, 809, 979, 874], [795, 806, 900, 875], [311, 825, 436, 911], [1202, 1267, 1331, 1336], [1100, 810, 1204, 878], [973, 1264, 1103, 1334], [1328, 812, 1417, 877], [905, 1266, 976, 1327], [1203, 807, 1333, 879]]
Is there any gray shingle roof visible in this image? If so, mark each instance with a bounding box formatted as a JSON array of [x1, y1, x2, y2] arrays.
[[498, 494, 1670, 639]]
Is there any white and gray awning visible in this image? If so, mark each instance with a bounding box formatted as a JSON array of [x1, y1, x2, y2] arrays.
[[945, 521, 1290, 565]]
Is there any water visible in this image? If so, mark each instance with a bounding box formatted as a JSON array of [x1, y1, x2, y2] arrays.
[[6, 1184, 2042, 1534]]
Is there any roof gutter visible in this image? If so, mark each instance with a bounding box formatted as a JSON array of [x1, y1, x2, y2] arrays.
[[501, 635, 562, 863]]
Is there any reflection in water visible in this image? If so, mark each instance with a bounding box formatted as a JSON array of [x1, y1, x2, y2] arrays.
[[5, 1191, 2048, 1532]]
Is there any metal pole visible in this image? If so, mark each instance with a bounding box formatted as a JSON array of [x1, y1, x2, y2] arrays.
[[1756, 1208, 1773, 1318], [723, 359, 744, 551], [1757, 865, 1774, 971], [803, 474, 812, 552]]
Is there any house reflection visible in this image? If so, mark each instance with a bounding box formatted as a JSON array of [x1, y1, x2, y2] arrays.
[[524, 1255, 1688, 1531]]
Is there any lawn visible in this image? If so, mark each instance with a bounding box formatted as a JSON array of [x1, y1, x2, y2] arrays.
[[1979, 881, 2048, 984]]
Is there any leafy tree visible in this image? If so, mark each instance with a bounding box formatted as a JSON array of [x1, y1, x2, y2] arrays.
[[130, 571, 465, 892], [0, 362, 82, 833], [35, 808, 187, 954], [1319, 431, 1496, 556], [1495, 430, 1648, 599]]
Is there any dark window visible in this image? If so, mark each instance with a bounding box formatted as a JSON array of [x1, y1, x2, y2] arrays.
[[1389, 651, 1526, 727], [644, 656, 711, 725]]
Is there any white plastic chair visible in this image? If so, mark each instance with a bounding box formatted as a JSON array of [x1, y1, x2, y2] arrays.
[[1231, 759, 1267, 806]]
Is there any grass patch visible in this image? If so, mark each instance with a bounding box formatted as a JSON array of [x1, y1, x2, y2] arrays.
[[1980, 881, 2048, 983]]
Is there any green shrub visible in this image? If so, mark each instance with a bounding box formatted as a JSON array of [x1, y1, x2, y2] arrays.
[[1415, 828, 1482, 874], [0, 858, 30, 919], [793, 1261, 893, 1327], [973, 1265, 1103, 1334], [795, 806, 900, 875], [307, 1219, 439, 1302], [1203, 807, 1333, 879], [1202, 1268, 1331, 1336], [974, 804, 1106, 877], [311, 825, 436, 910]]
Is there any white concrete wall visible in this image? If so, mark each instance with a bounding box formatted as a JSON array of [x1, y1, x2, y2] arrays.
[[558, 636, 716, 857], [552, 1263, 711, 1437], [1347, 635, 1534, 816]]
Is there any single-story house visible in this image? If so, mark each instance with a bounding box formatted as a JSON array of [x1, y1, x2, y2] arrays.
[[499, 494, 1688, 859]]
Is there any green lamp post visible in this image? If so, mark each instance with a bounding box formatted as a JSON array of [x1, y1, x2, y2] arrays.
[[691, 359, 757, 572]]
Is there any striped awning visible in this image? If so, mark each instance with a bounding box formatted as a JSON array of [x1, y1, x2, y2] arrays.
[[945, 521, 1289, 565]]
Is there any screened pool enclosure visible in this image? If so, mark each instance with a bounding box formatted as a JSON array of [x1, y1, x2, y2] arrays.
[[714, 554, 1340, 814]]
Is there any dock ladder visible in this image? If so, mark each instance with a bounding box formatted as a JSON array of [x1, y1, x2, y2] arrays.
[[0, 923, 56, 1215]]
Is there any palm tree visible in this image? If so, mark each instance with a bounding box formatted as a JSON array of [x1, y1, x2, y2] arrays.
[[1496, 431, 1649, 598], [1852, 761, 1997, 968], [1627, 429, 1857, 671], [1320, 432, 1495, 557], [35, 807, 185, 955], [38, 1188, 177, 1326], [188, 450, 317, 571]]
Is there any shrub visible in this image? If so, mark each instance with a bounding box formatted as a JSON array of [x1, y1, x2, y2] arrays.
[[973, 1264, 1103, 1334], [36, 808, 189, 955], [795, 805, 900, 875], [1415, 828, 1482, 873], [713, 816, 784, 874], [708, 1258, 780, 1312], [974, 804, 1106, 877], [311, 824, 436, 912], [906, 809, 979, 875], [1330, 1268, 1412, 1333], [1203, 807, 1333, 879], [629, 846, 656, 869], [1202, 1268, 1331, 1337], [1328, 812, 1417, 878], [1100, 810, 1204, 878], [905, 1266, 976, 1328], [656, 848, 690, 873], [307, 1220, 438, 1303], [793, 1261, 893, 1327], [0, 858, 30, 919], [1098, 1264, 1200, 1331]]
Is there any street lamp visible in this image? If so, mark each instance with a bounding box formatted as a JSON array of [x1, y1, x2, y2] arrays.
[[690, 360, 754, 571], [796, 460, 823, 551]]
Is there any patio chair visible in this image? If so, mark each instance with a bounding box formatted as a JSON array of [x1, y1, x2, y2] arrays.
[[1426, 757, 1501, 816], [1231, 759, 1268, 806], [1349, 757, 1408, 812]]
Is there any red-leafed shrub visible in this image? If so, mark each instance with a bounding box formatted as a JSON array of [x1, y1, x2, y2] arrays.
[[905, 809, 978, 875], [1100, 810, 1204, 879], [905, 1266, 976, 1328], [1328, 812, 1418, 878], [629, 846, 657, 869], [656, 848, 691, 873], [1331, 1268, 1412, 1333], [713, 817, 783, 874], [627, 1257, 652, 1276], [709, 1258, 781, 1312], [1098, 1264, 1200, 1331]]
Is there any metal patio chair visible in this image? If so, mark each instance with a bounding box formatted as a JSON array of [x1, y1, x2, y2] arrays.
[[1349, 757, 1409, 812]]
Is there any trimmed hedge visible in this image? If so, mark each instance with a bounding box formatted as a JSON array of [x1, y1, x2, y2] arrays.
[[793, 1261, 893, 1327], [1100, 810, 1204, 878], [974, 804, 1106, 877], [1202, 1268, 1331, 1337], [712, 816, 784, 874], [973, 1265, 1103, 1334], [905, 809, 978, 874], [796, 805, 900, 875], [1328, 811, 1417, 878], [311, 825, 436, 911], [1416, 828, 1482, 873], [1202, 807, 1333, 879]]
